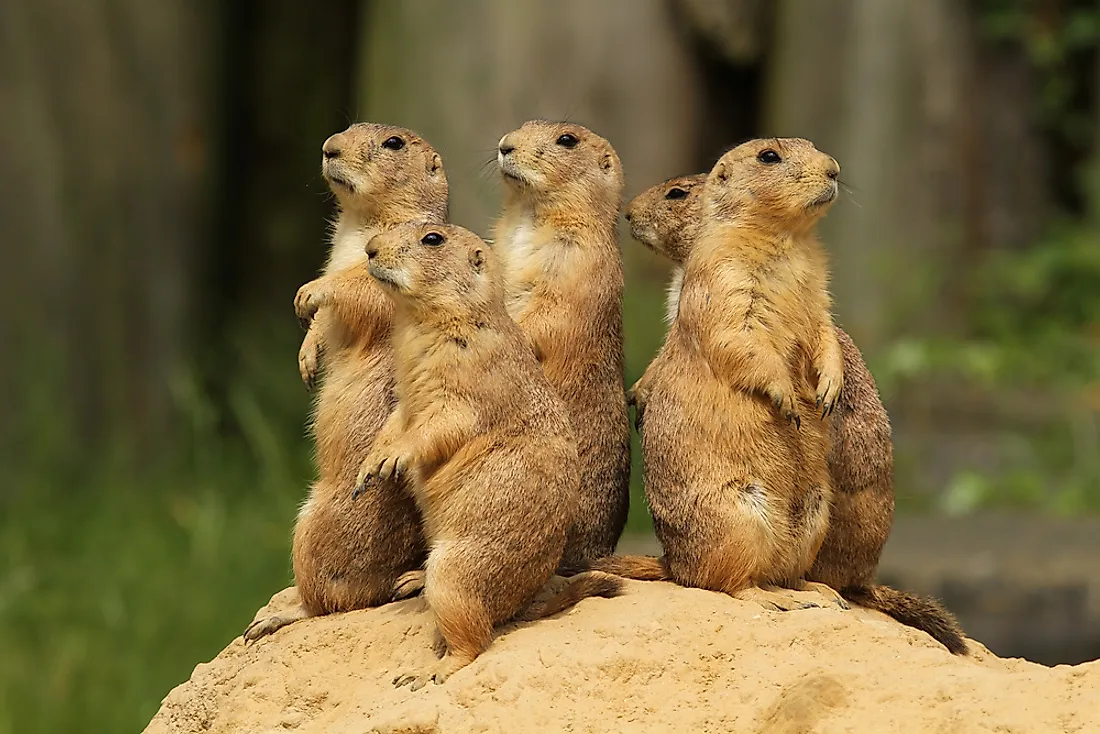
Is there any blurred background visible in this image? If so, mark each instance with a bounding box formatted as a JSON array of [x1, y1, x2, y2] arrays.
[[2, 0, 1099, 730]]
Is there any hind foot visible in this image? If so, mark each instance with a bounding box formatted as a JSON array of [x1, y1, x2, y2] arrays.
[[734, 586, 818, 611], [393, 570, 426, 601], [796, 580, 850, 610], [243, 604, 312, 642], [393, 652, 473, 691]]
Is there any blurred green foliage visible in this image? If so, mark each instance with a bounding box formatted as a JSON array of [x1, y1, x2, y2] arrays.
[[0, 298, 662, 732], [876, 215, 1100, 516], [981, 0, 1100, 147]]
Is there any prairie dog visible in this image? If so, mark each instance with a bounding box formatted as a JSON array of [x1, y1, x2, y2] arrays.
[[491, 120, 631, 565], [584, 139, 848, 613], [243, 124, 446, 641], [619, 174, 966, 654], [354, 222, 621, 689]]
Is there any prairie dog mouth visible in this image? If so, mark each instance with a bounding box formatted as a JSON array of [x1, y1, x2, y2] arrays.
[[368, 262, 400, 288], [323, 160, 357, 191], [498, 155, 528, 185], [808, 181, 838, 208]]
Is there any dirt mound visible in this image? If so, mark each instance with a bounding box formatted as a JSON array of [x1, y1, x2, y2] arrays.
[[144, 581, 1099, 733]]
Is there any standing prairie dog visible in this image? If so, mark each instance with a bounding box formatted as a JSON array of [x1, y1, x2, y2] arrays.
[[353, 223, 622, 690], [620, 174, 967, 654], [491, 120, 631, 565], [583, 139, 849, 613], [243, 124, 446, 641]]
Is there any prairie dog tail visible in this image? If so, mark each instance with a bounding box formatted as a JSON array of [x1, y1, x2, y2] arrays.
[[559, 554, 672, 581], [842, 584, 968, 655], [516, 572, 623, 622]]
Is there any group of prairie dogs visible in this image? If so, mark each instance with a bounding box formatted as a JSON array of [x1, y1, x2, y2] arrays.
[[244, 120, 967, 691]]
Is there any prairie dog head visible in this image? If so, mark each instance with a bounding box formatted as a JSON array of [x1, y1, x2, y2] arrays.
[[365, 223, 494, 314], [625, 174, 706, 263], [704, 138, 840, 234], [496, 120, 624, 219], [321, 123, 448, 221]]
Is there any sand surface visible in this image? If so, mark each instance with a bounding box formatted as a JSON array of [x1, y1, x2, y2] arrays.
[[144, 581, 1100, 733]]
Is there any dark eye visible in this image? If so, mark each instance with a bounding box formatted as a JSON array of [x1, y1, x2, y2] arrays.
[[757, 149, 781, 164], [420, 232, 444, 247], [665, 187, 689, 200], [382, 136, 405, 151], [556, 133, 579, 148]]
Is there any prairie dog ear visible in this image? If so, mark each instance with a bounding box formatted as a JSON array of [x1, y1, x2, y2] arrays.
[[713, 160, 728, 182], [469, 247, 485, 273], [427, 152, 443, 176], [600, 152, 615, 172]]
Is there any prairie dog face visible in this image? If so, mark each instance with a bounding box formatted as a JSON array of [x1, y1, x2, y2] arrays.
[[366, 223, 492, 311], [625, 174, 706, 264], [705, 138, 840, 231], [320, 123, 448, 217], [496, 120, 624, 207]]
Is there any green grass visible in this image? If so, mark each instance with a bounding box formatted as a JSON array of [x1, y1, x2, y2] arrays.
[[0, 452, 307, 733]]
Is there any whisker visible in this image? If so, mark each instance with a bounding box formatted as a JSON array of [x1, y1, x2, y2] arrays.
[[839, 183, 862, 209]]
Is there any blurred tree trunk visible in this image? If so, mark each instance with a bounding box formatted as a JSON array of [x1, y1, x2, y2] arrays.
[[356, 0, 704, 258], [0, 0, 211, 467], [205, 0, 362, 336], [766, 0, 1049, 353], [197, 0, 361, 428], [0, 0, 362, 470]]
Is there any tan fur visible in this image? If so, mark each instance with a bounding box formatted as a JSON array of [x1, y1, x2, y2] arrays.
[[243, 124, 448, 642], [631, 139, 846, 609], [354, 223, 622, 690], [490, 121, 631, 565], [611, 168, 966, 653]]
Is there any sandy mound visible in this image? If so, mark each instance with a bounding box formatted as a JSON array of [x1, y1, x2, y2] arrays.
[[144, 581, 1099, 734]]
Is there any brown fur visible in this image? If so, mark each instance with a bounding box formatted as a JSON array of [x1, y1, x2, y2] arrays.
[[355, 223, 622, 690], [243, 124, 447, 642], [617, 171, 965, 654], [490, 121, 631, 565], [624, 139, 848, 612]]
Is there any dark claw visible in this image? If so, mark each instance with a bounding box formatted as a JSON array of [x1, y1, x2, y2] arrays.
[[794, 414, 801, 430], [797, 602, 821, 610], [352, 480, 368, 500]]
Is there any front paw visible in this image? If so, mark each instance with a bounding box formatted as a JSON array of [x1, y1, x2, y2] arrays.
[[814, 368, 844, 418], [298, 334, 322, 392], [294, 279, 330, 330], [353, 451, 409, 498], [767, 388, 801, 429]]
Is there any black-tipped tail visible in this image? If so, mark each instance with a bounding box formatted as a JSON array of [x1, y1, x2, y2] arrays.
[[842, 584, 968, 655]]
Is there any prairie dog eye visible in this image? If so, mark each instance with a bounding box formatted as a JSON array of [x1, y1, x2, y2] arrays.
[[556, 133, 579, 148], [665, 187, 689, 200], [757, 149, 781, 164], [420, 232, 444, 247], [382, 136, 406, 151]]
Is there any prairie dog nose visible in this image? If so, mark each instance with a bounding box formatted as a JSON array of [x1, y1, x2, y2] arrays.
[[498, 135, 515, 155], [322, 136, 342, 159]]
